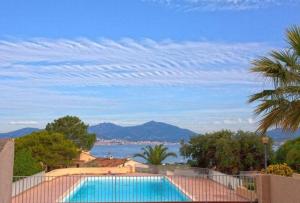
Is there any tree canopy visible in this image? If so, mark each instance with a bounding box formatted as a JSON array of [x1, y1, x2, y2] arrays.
[[249, 26, 300, 134], [46, 115, 96, 150], [14, 149, 43, 176], [180, 130, 273, 174], [134, 144, 177, 165], [15, 131, 79, 171], [276, 137, 300, 172]]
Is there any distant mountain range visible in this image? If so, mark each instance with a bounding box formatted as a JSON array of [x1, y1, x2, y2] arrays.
[[266, 128, 300, 142], [0, 127, 40, 138], [0, 121, 196, 142], [88, 121, 196, 142], [1, 122, 300, 143]]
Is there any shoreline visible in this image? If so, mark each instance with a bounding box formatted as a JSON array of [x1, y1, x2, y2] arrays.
[[94, 139, 180, 146]]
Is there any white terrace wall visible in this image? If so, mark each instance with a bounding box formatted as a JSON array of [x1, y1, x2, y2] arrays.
[[0, 139, 14, 203], [45, 166, 134, 178], [208, 170, 242, 190], [172, 168, 209, 177], [12, 171, 46, 197]]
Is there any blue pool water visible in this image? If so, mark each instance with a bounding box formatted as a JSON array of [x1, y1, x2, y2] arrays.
[[63, 176, 190, 202]]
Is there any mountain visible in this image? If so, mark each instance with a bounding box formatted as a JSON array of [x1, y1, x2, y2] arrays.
[[2, 125, 299, 143], [267, 128, 300, 142], [0, 121, 195, 142], [0, 127, 40, 138], [88, 121, 196, 142]]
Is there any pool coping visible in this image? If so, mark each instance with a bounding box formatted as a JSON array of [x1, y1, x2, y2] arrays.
[[57, 177, 86, 203], [166, 176, 194, 201], [59, 175, 191, 203]]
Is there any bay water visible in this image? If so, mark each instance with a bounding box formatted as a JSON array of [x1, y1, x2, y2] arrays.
[[91, 143, 185, 163]]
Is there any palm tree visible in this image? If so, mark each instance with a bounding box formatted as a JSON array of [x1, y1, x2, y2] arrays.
[[249, 26, 300, 134], [134, 144, 177, 165]]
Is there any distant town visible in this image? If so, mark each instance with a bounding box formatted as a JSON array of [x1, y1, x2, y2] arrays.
[[95, 138, 179, 146]]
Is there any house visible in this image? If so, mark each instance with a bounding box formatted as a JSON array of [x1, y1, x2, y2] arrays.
[[124, 158, 148, 169], [83, 157, 128, 167], [79, 151, 96, 163], [73, 151, 96, 167], [83, 156, 148, 169]]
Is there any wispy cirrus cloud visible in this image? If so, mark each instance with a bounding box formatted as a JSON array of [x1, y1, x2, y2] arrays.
[[0, 38, 270, 132], [0, 38, 271, 88], [9, 121, 38, 125], [144, 0, 298, 11]]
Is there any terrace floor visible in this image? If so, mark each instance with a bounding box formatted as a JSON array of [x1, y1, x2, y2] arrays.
[[12, 176, 81, 203], [169, 176, 251, 202], [12, 174, 254, 203]]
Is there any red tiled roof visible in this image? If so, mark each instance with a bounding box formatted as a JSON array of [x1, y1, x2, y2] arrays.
[[84, 157, 127, 167]]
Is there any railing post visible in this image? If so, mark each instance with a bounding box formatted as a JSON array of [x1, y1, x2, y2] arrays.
[[256, 174, 271, 203]]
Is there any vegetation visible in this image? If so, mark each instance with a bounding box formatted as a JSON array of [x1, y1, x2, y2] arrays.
[[15, 131, 79, 171], [244, 182, 256, 191], [262, 163, 293, 177], [134, 144, 177, 165], [180, 130, 273, 174], [13, 115, 97, 176], [14, 149, 43, 176], [249, 26, 300, 134], [276, 137, 300, 172], [46, 115, 96, 150]]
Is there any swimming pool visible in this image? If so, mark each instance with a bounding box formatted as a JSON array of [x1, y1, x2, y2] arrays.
[[63, 176, 191, 202]]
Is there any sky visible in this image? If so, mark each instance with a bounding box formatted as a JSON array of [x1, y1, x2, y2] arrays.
[[0, 0, 300, 133]]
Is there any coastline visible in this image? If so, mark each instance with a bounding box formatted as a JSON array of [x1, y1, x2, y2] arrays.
[[94, 139, 180, 146]]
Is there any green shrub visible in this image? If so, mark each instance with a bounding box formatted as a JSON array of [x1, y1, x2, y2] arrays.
[[14, 149, 43, 176], [262, 163, 293, 177], [180, 130, 273, 174], [243, 181, 256, 191], [15, 131, 79, 171], [276, 137, 300, 173]]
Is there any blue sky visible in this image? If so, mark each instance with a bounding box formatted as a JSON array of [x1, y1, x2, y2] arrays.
[[0, 0, 299, 133]]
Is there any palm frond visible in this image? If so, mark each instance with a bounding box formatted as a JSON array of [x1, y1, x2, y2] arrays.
[[133, 153, 147, 160], [133, 144, 176, 165], [161, 152, 177, 160], [250, 26, 300, 133], [248, 90, 277, 103], [287, 26, 300, 56]]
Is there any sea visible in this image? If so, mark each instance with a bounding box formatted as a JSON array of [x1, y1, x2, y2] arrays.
[[90, 143, 186, 164]]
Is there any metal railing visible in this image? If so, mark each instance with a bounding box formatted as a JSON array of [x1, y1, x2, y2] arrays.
[[12, 174, 257, 203], [135, 165, 209, 176]]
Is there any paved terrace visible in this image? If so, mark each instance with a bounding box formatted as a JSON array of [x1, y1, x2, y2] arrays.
[[169, 176, 251, 202], [12, 174, 253, 203], [12, 176, 81, 203]]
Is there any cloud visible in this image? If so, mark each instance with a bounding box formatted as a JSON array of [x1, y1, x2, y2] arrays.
[[0, 38, 268, 132], [9, 121, 38, 125], [248, 118, 255, 124], [213, 121, 222, 125], [223, 119, 237, 124], [210, 117, 256, 125], [0, 38, 271, 88], [144, 0, 297, 11]]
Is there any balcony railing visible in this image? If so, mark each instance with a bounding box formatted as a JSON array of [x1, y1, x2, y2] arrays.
[[12, 173, 257, 203]]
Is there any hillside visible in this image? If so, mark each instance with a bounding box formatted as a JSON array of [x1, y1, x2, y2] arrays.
[[267, 128, 300, 142], [88, 121, 196, 142], [0, 127, 40, 138], [3, 125, 299, 143]]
